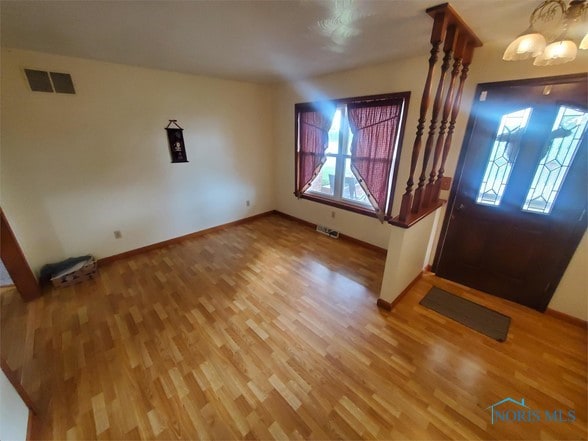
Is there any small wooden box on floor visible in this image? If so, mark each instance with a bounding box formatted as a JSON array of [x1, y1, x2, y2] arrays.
[[51, 257, 97, 288]]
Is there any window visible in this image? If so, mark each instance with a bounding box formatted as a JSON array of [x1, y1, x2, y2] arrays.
[[294, 93, 410, 220], [476, 108, 532, 207], [522, 105, 587, 214]]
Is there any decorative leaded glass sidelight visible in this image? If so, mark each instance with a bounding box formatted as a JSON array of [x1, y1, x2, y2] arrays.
[[523, 106, 588, 214], [476, 108, 533, 206]]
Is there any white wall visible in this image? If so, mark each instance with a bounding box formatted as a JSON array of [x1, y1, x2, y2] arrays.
[[549, 232, 588, 320], [0, 370, 29, 441], [380, 208, 441, 303], [1, 48, 275, 273], [273, 41, 587, 319]]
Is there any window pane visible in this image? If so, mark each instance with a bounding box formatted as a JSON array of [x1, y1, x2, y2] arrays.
[[522, 106, 588, 214], [476, 108, 532, 206], [326, 109, 341, 154], [344, 122, 354, 155], [306, 156, 337, 196], [342, 158, 371, 207]]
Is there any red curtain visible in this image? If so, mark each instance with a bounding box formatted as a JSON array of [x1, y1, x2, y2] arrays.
[[348, 101, 401, 220], [296, 107, 335, 196]]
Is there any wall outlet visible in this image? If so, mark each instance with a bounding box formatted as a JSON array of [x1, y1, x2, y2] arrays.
[[114, 230, 122, 239], [246, 200, 251, 207], [331, 211, 335, 218]]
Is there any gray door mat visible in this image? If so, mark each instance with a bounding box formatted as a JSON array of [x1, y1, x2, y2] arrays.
[[420, 286, 511, 342]]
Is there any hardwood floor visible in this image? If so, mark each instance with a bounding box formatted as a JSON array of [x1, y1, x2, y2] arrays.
[[1, 214, 586, 440]]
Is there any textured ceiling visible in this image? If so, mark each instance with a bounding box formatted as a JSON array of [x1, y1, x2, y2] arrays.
[[0, 0, 539, 83]]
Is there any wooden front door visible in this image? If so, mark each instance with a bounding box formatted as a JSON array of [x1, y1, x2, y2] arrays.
[[435, 74, 587, 311]]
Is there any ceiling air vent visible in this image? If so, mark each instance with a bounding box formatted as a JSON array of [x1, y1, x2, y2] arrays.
[[24, 69, 53, 92], [24, 69, 76, 94], [50, 72, 75, 94]]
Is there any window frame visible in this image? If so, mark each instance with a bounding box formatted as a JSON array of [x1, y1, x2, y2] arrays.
[[294, 92, 410, 219]]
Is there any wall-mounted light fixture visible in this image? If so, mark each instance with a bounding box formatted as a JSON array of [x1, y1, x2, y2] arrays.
[[503, 0, 587, 66]]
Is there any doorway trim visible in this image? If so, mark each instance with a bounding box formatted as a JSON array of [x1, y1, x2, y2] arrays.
[[0, 208, 41, 302]]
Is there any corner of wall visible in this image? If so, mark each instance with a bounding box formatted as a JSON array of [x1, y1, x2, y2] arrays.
[[379, 208, 441, 303], [548, 232, 588, 321]]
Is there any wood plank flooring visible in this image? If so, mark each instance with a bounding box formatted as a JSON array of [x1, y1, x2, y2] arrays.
[[1, 213, 586, 440]]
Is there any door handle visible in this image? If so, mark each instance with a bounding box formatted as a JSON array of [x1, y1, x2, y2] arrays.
[[451, 203, 465, 220]]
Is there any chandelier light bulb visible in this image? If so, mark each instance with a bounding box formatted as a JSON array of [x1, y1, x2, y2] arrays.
[[580, 32, 588, 49], [533, 40, 578, 65], [503, 31, 547, 60], [504, 0, 587, 65]]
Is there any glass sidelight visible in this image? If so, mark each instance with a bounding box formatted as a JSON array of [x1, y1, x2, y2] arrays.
[[522, 105, 588, 214], [476, 108, 533, 207]]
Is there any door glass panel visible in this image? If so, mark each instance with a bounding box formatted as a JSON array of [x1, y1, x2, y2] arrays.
[[476, 108, 532, 206], [522, 105, 588, 214]]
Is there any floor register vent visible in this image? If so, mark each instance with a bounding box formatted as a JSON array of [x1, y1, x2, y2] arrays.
[[316, 225, 339, 238]]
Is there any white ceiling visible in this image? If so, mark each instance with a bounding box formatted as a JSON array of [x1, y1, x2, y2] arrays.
[[1, 0, 538, 83]]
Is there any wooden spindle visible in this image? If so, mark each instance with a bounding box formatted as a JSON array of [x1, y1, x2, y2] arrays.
[[398, 12, 447, 222], [391, 4, 482, 227], [436, 43, 475, 196], [413, 26, 458, 213], [426, 33, 466, 205]]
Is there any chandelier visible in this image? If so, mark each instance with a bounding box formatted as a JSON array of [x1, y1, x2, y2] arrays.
[[503, 0, 587, 65]]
